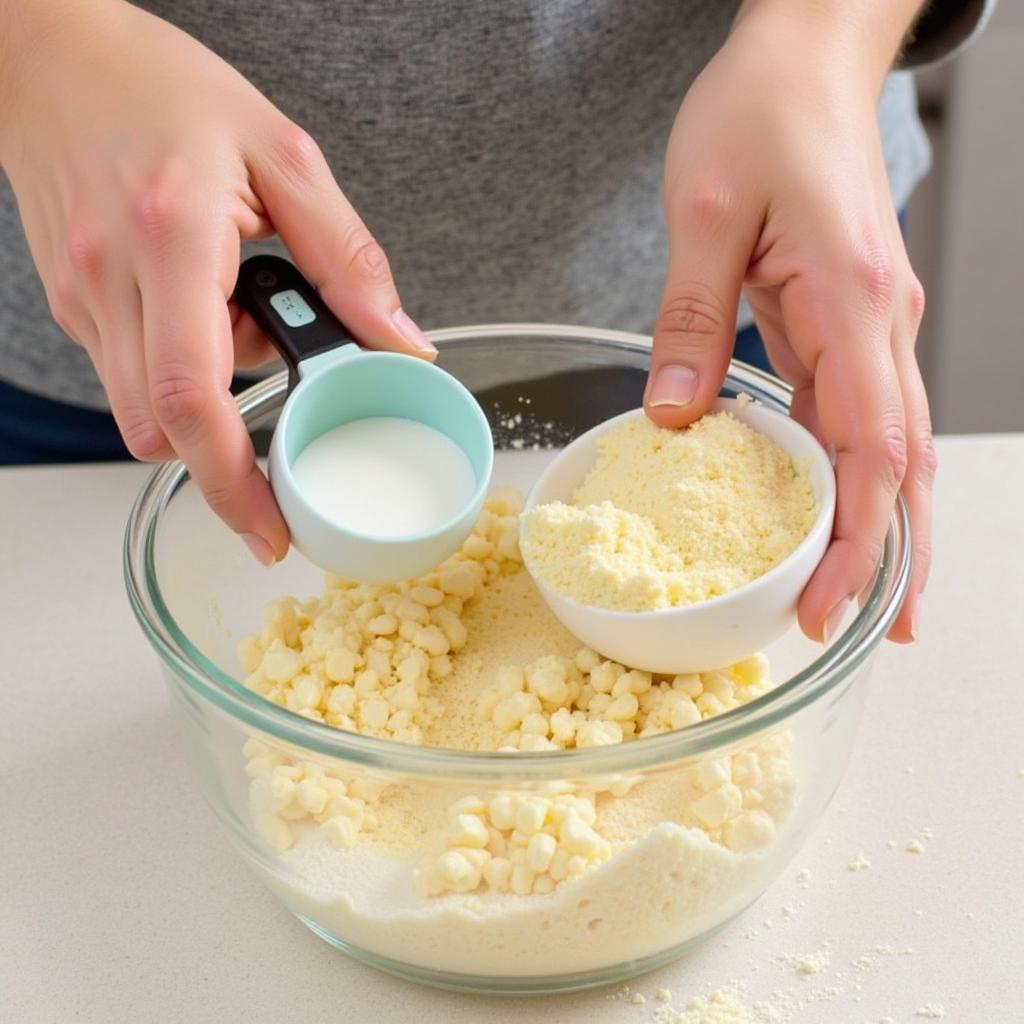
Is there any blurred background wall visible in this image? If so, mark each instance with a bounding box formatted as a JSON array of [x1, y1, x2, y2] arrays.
[[907, 0, 1023, 434]]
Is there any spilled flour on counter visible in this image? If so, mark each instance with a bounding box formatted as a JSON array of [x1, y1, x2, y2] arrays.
[[610, 888, 935, 1023], [777, 945, 831, 977], [847, 851, 872, 871], [651, 983, 752, 1023]]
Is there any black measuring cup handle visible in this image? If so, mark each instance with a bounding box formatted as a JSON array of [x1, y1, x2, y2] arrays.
[[233, 255, 358, 391]]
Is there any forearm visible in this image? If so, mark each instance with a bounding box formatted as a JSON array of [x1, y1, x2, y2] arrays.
[[733, 0, 927, 93]]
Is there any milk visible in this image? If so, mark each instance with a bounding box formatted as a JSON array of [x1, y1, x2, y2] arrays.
[[291, 417, 476, 538]]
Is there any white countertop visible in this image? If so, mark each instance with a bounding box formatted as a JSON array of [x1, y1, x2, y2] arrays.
[[1, 435, 1021, 1024]]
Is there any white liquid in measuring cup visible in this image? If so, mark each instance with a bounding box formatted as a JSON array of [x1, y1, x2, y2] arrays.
[[291, 418, 476, 538]]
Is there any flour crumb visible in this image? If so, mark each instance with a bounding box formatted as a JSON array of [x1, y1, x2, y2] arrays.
[[491, 402, 567, 451], [753, 1001, 785, 1023], [913, 908, 924, 917], [906, 839, 925, 854], [631, 993, 646, 1005], [779, 946, 830, 976], [851, 944, 894, 971], [653, 983, 751, 1024], [920, 828, 934, 841], [880, 1017, 895, 1023], [916, 1005, 945, 1018], [847, 851, 871, 871], [656, 988, 673, 1003], [796, 867, 812, 884], [781, 904, 797, 918]]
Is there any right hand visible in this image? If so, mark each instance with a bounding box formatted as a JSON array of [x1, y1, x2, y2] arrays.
[[0, 0, 434, 565], [645, 4, 935, 644]]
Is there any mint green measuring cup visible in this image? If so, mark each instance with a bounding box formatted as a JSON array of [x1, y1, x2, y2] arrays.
[[234, 255, 493, 582]]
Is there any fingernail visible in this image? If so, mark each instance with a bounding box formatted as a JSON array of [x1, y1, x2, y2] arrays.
[[392, 308, 437, 354], [909, 600, 920, 643], [824, 596, 852, 644], [648, 365, 698, 407], [242, 532, 276, 568]]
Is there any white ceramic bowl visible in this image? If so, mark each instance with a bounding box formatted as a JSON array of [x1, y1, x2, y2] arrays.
[[521, 399, 836, 674]]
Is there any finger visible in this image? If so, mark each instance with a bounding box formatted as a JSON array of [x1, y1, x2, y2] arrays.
[[231, 188, 275, 242], [888, 277, 934, 643], [132, 182, 289, 562], [247, 121, 436, 358], [43, 254, 102, 362], [59, 210, 174, 461], [66, 312, 108, 394], [645, 184, 761, 428], [229, 304, 279, 370], [744, 285, 805, 382], [47, 288, 101, 365], [743, 287, 827, 444], [88, 268, 175, 461], [44, 213, 110, 390], [783, 265, 906, 642], [789, 381, 827, 451], [145, 278, 289, 561]]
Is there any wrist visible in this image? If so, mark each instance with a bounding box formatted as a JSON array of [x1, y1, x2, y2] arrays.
[[731, 0, 925, 95]]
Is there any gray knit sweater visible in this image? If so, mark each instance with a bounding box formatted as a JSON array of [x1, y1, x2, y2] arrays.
[[0, 0, 994, 409]]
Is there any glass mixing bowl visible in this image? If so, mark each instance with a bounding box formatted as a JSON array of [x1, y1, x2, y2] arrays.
[[124, 325, 910, 995]]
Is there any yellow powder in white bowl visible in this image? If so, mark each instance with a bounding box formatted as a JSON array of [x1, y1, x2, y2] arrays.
[[520, 412, 817, 613]]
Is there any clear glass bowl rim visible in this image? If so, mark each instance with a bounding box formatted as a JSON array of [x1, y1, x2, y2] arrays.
[[124, 323, 912, 782]]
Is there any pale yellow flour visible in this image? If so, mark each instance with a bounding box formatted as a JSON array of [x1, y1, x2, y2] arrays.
[[520, 412, 818, 611], [238, 488, 795, 899]]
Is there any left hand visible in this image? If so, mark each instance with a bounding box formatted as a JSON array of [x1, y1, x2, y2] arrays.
[[644, 1, 934, 644]]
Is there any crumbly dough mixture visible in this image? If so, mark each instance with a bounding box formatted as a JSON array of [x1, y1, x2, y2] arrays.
[[520, 413, 817, 611], [238, 488, 795, 901]]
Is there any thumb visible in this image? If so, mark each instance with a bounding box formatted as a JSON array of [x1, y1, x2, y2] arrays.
[[248, 121, 436, 359], [645, 193, 756, 428]]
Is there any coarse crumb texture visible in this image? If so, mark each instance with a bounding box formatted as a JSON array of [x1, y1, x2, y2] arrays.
[[625, 938, 923, 1024], [847, 850, 872, 871], [235, 487, 797, 976], [520, 413, 817, 611], [652, 983, 752, 1023], [777, 944, 831, 976]]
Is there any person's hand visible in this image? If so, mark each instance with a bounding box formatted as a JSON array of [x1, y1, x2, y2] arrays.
[[644, 0, 934, 644], [0, 0, 434, 565]]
